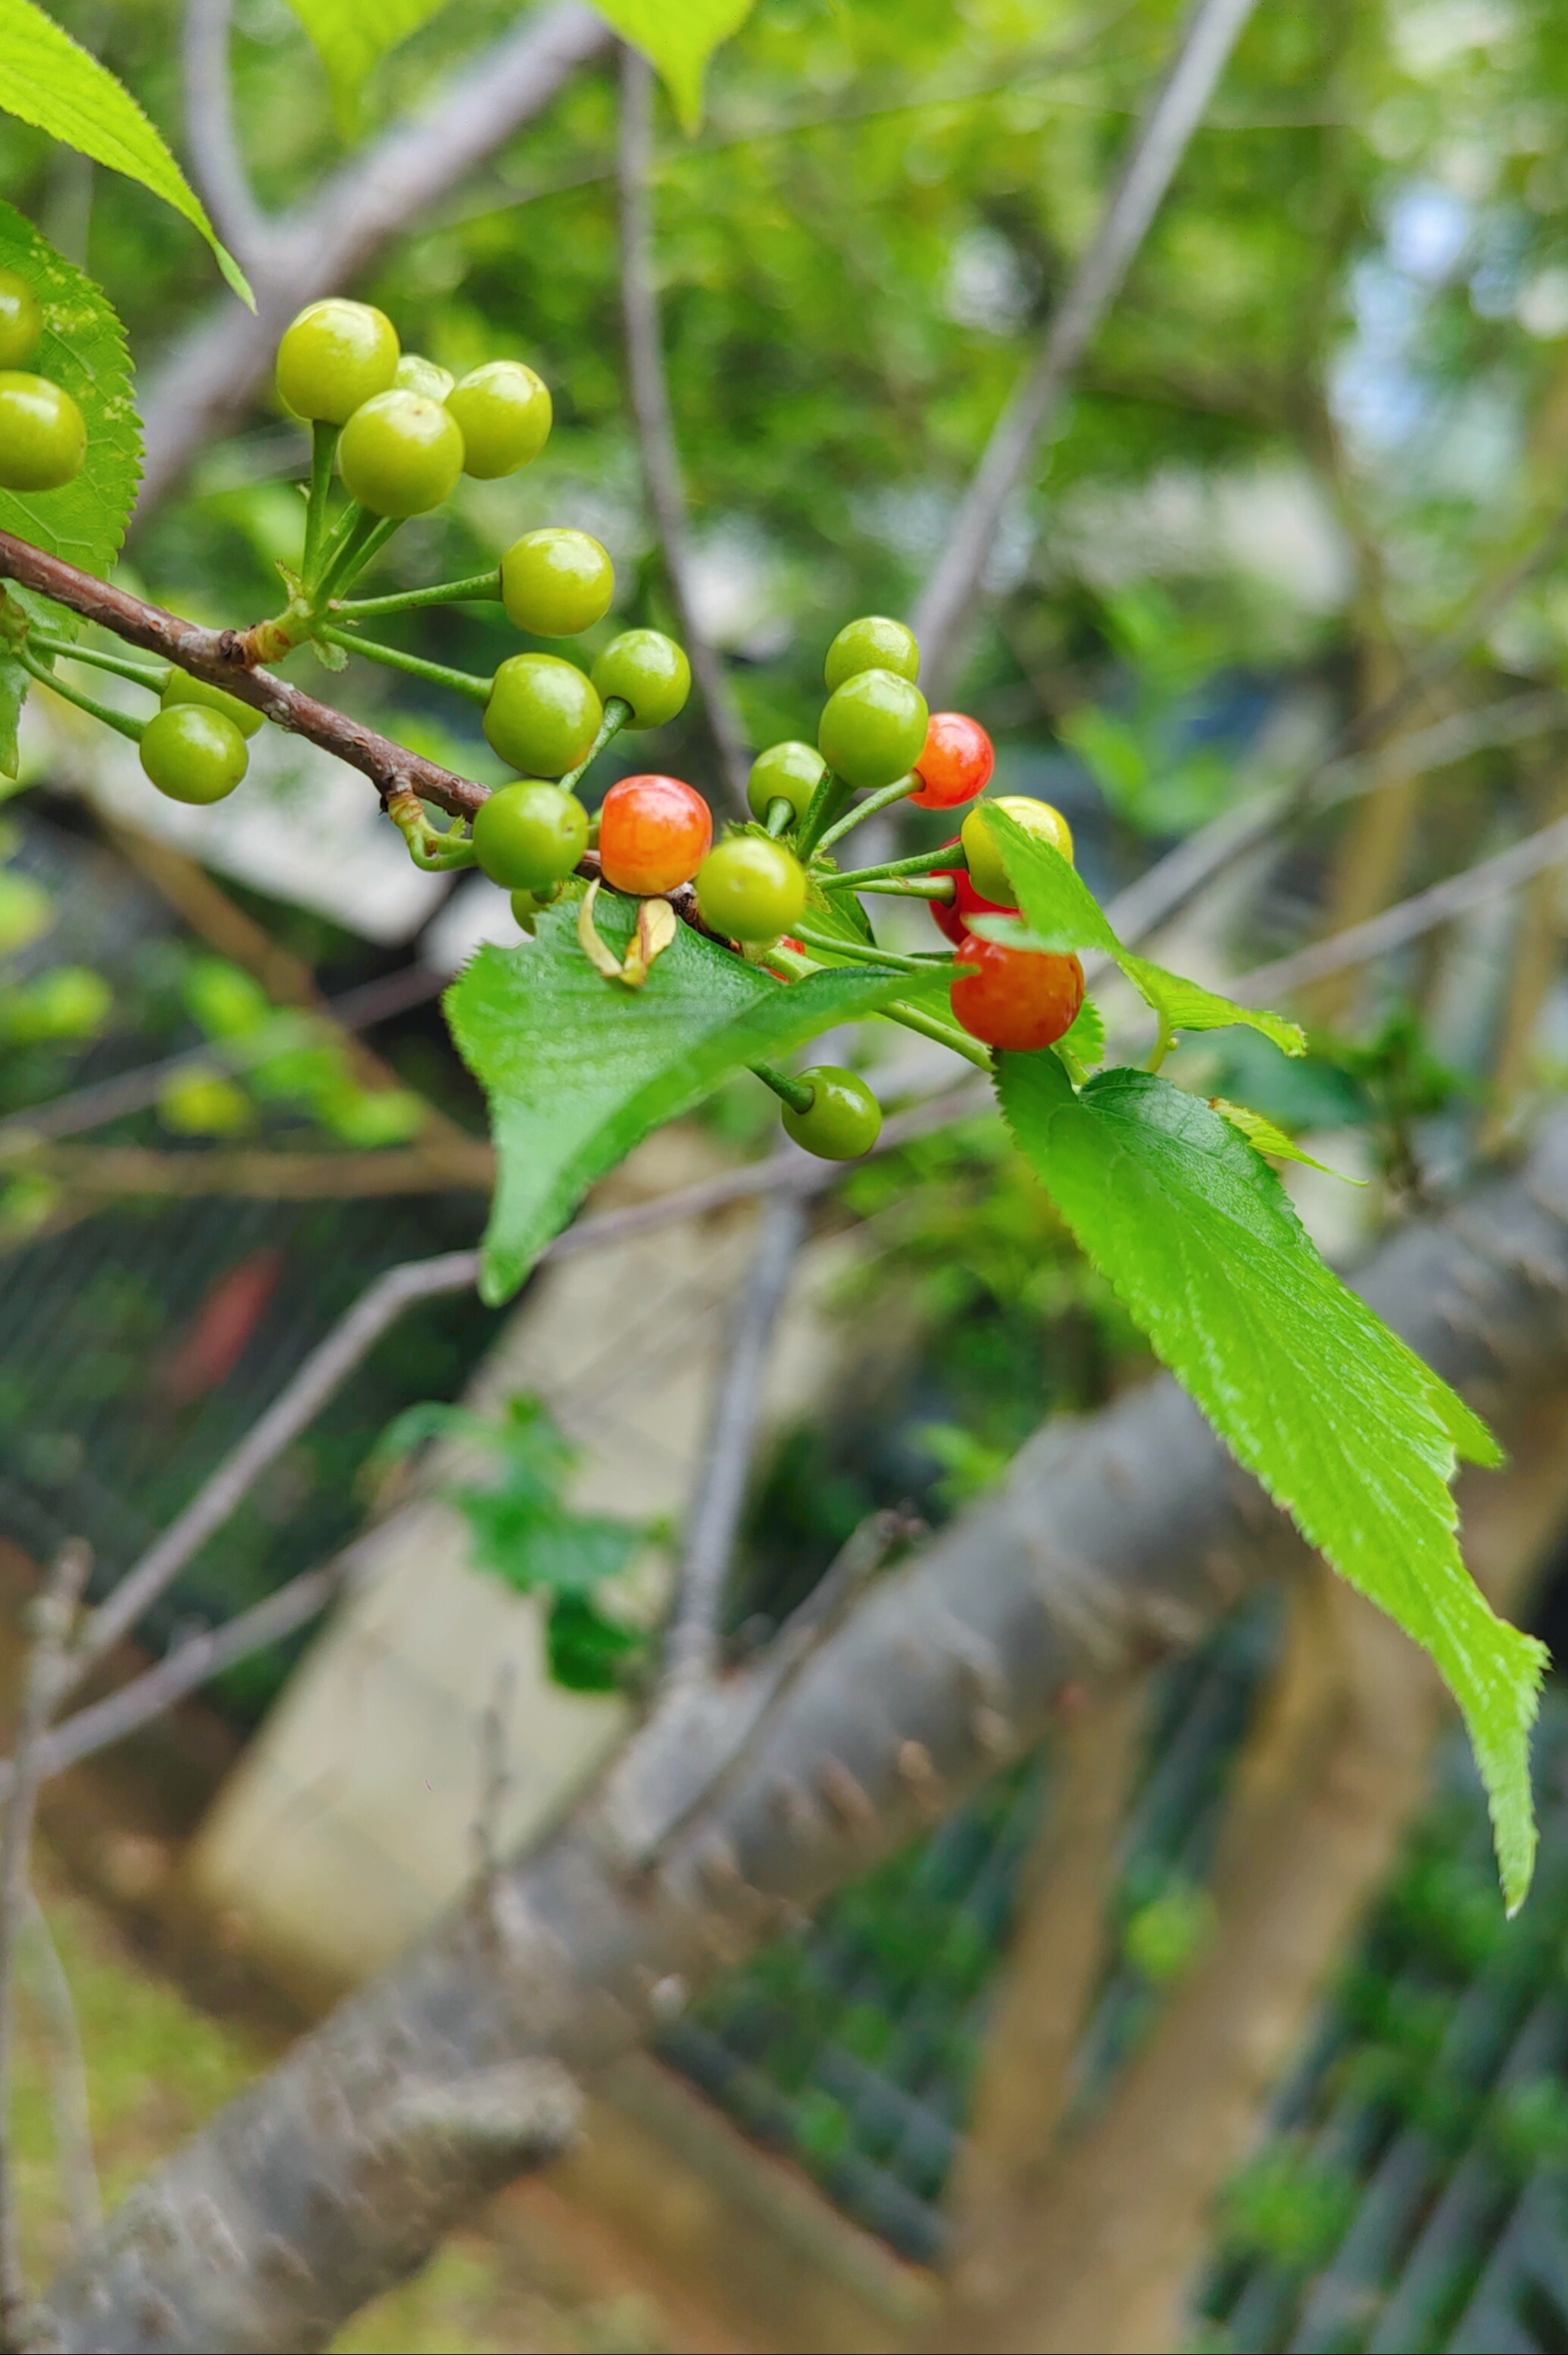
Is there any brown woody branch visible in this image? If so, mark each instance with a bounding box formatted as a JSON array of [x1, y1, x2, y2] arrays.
[[0, 531, 488, 822]]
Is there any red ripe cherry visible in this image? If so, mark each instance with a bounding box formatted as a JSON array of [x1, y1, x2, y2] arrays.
[[908, 712, 994, 809], [950, 935, 1085, 1053], [928, 837, 1015, 946], [598, 773, 713, 896]]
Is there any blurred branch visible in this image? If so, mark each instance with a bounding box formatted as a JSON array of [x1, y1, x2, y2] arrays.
[[912, 0, 1263, 694], [661, 1184, 809, 1692], [0, 1540, 90, 2351], [182, 0, 272, 272], [138, 3, 615, 513], [17, 1895, 100, 2265], [24, 1139, 495, 1199], [618, 46, 751, 813]]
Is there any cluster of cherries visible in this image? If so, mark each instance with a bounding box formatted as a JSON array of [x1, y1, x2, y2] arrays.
[[2, 283, 1086, 1165]]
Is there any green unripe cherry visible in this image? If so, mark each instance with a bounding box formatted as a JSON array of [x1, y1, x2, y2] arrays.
[[590, 630, 690, 729], [747, 740, 826, 823], [817, 667, 929, 792], [0, 374, 85, 492], [824, 615, 919, 693], [140, 706, 249, 805], [473, 781, 588, 892], [782, 1067, 883, 1161], [276, 299, 399, 424], [500, 529, 614, 638], [694, 835, 807, 943], [338, 390, 466, 517], [447, 362, 552, 479], [394, 353, 455, 400], [484, 654, 602, 777], [510, 884, 561, 934], [0, 271, 43, 370], [161, 669, 264, 741]]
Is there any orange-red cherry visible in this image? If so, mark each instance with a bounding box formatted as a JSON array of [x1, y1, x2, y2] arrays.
[[929, 836, 1015, 946], [908, 712, 994, 809], [950, 935, 1084, 1052], [598, 773, 713, 895]]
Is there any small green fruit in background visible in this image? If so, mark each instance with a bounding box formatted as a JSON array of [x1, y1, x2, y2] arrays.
[[161, 669, 264, 741], [447, 361, 552, 479], [473, 782, 589, 892], [782, 1067, 883, 1160], [394, 353, 455, 400], [590, 631, 690, 729], [275, 299, 399, 423], [483, 654, 602, 777], [501, 528, 614, 637], [817, 668, 929, 792], [0, 374, 85, 492], [747, 740, 826, 823], [694, 836, 807, 942], [140, 706, 249, 804], [0, 270, 43, 370], [824, 615, 919, 692], [338, 390, 466, 517]]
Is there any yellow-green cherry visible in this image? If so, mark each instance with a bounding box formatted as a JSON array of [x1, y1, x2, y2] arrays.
[[338, 390, 466, 517], [782, 1068, 883, 1160], [590, 631, 690, 729], [818, 668, 929, 792], [0, 271, 43, 370], [484, 654, 602, 777], [0, 374, 85, 492], [694, 836, 807, 942], [824, 615, 919, 692], [473, 782, 588, 892], [161, 670, 264, 740], [394, 353, 455, 400], [748, 741, 826, 823], [140, 706, 249, 804], [275, 299, 399, 424], [501, 529, 614, 637], [447, 362, 552, 479]]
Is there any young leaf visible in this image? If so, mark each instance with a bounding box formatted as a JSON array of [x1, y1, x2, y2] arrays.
[[975, 804, 1305, 1059], [997, 1052, 1543, 1909], [1212, 1099, 1367, 1184], [594, 0, 757, 132], [447, 894, 915, 1304], [0, 2, 251, 304], [280, 0, 455, 135], [0, 201, 141, 579]]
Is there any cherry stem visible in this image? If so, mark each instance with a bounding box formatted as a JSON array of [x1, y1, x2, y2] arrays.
[[559, 699, 630, 795], [333, 569, 503, 621], [309, 497, 365, 597], [792, 920, 929, 974], [764, 798, 795, 838], [27, 635, 167, 692], [795, 770, 852, 859], [19, 647, 144, 744], [812, 773, 920, 855], [820, 847, 969, 888], [318, 624, 492, 706], [852, 876, 955, 900], [302, 422, 339, 583], [751, 1061, 815, 1116], [882, 997, 993, 1071]]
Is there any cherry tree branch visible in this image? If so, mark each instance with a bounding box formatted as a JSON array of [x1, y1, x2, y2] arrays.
[[182, 0, 271, 273], [618, 46, 751, 814], [912, 0, 1263, 694]]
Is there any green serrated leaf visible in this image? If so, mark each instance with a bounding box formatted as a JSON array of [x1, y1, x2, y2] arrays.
[[1054, 994, 1105, 1085], [997, 1052, 1541, 1908], [280, 0, 454, 135], [447, 895, 915, 1304], [0, 201, 141, 578], [1212, 1099, 1366, 1184], [976, 804, 1304, 1058], [594, 0, 757, 132], [0, 658, 27, 779], [0, 3, 251, 304]]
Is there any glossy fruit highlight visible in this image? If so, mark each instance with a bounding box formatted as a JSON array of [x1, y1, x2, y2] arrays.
[[337, 390, 466, 517], [276, 299, 398, 423], [591, 631, 690, 729], [447, 361, 552, 479], [782, 1067, 883, 1159], [394, 353, 455, 400], [0, 373, 85, 492], [139, 706, 249, 805], [501, 529, 614, 637], [598, 775, 712, 896], [824, 615, 919, 692], [748, 741, 826, 823], [694, 836, 806, 942], [483, 655, 602, 777], [817, 668, 929, 792], [473, 781, 588, 892], [909, 711, 994, 808], [961, 795, 1074, 904], [950, 936, 1084, 1053]]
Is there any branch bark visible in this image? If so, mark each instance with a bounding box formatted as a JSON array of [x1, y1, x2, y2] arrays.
[[138, 3, 615, 513], [36, 1109, 1568, 2350], [911, 0, 1263, 694], [618, 46, 751, 814]]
